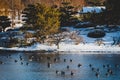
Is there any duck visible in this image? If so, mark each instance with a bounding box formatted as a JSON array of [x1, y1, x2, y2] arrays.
[[89, 64, 92, 67], [47, 62, 51, 68], [20, 56, 23, 61], [26, 62, 29, 65], [61, 71, 65, 76], [9, 54, 11, 57], [92, 67, 95, 71], [71, 71, 74, 76], [56, 70, 60, 75], [64, 59, 66, 62], [0, 61, 3, 64], [21, 62, 23, 65], [70, 59, 72, 62], [97, 68, 100, 72], [67, 65, 69, 69], [115, 64, 119, 68], [107, 64, 110, 68], [14, 60, 18, 63], [105, 73, 109, 77], [78, 63, 82, 67], [95, 72, 100, 78], [54, 58, 57, 62], [107, 69, 113, 75], [103, 65, 106, 68]]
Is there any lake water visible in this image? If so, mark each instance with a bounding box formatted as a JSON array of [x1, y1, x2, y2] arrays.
[[0, 51, 120, 80]]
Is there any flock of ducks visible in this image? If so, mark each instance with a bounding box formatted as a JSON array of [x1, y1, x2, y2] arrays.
[[0, 54, 29, 66], [0, 54, 119, 78], [54, 58, 82, 76], [89, 64, 116, 78], [46, 57, 119, 78]]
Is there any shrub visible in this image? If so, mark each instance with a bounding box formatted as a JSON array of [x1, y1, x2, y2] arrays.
[[87, 29, 105, 38]]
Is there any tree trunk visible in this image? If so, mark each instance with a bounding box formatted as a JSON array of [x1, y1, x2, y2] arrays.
[[56, 42, 60, 49], [18, 9, 21, 20], [57, 44, 59, 49]]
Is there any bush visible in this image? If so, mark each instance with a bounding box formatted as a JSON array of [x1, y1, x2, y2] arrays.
[[0, 16, 11, 31], [87, 29, 105, 38]]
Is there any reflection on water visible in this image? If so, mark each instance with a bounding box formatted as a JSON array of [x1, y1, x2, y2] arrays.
[[0, 51, 120, 80]]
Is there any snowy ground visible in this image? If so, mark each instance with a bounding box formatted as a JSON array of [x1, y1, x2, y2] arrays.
[[79, 6, 106, 13], [0, 25, 120, 53], [0, 42, 120, 52]]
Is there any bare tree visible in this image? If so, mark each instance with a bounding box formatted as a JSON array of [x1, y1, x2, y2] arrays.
[[45, 30, 84, 49], [95, 39, 105, 46], [46, 32, 68, 49], [112, 37, 120, 46], [70, 31, 84, 45]]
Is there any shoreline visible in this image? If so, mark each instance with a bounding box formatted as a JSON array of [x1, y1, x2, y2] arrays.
[[0, 47, 120, 54]]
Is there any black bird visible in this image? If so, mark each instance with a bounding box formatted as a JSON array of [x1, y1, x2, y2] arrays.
[[9, 54, 11, 57], [14, 60, 18, 63], [71, 71, 74, 76], [105, 73, 109, 77], [20, 58, 23, 61], [97, 68, 100, 72], [21, 62, 23, 65], [95, 72, 99, 77], [64, 59, 66, 62], [92, 67, 95, 71], [61, 71, 65, 76], [26, 62, 29, 65], [107, 69, 113, 75], [67, 65, 69, 69], [107, 64, 110, 68], [103, 65, 106, 68], [56, 70, 60, 75], [47, 62, 51, 68], [70, 59, 72, 62], [0, 61, 3, 64], [115, 64, 119, 68], [89, 64, 92, 67], [78, 63, 82, 67], [54, 58, 57, 62], [20, 56, 23, 61]]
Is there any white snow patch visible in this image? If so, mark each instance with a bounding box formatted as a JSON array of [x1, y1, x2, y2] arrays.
[[79, 6, 106, 13], [0, 43, 120, 52]]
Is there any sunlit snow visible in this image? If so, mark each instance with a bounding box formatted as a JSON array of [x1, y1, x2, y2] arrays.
[[0, 26, 120, 53]]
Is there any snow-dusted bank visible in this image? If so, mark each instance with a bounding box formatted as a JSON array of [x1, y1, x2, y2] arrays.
[[0, 43, 120, 53]]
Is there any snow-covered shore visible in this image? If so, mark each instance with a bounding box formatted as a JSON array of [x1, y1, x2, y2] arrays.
[[0, 43, 120, 53]]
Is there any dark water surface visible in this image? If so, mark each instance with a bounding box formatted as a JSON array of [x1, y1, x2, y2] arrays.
[[0, 51, 120, 80]]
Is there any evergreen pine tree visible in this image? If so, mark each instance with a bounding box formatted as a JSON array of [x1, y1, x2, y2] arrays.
[[22, 3, 60, 41], [104, 0, 120, 24], [0, 16, 11, 31], [60, 1, 76, 26], [35, 3, 60, 37], [22, 4, 37, 27]]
